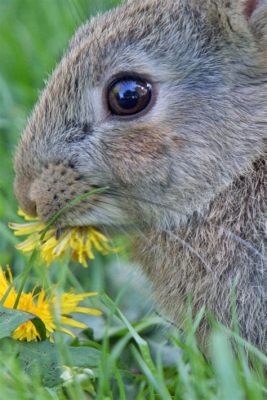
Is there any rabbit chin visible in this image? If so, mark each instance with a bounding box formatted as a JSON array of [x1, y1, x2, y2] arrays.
[[68, 201, 191, 233], [67, 201, 129, 229]]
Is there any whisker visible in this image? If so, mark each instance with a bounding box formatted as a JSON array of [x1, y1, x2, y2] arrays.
[[86, 195, 212, 273], [63, 184, 266, 281], [220, 227, 267, 262], [102, 190, 267, 262], [95, 200, 143, 240], [95, 198, 216, 274], [105, 188, 182, 214], [163, 230, 211, 272]]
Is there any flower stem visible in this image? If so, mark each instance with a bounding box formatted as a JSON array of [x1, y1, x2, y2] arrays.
[[13, 249, 38, 309]]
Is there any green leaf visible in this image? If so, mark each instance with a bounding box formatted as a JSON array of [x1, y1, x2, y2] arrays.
[[0, 339, 101, 388], [0, 306, 46, 340]]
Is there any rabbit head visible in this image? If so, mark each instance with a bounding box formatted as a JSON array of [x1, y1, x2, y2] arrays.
[[14, 0, 267, 231]]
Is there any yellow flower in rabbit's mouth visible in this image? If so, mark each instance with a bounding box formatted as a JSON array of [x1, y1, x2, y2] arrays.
[[9, 209, 117, 267], [0, 266, 101, 342]]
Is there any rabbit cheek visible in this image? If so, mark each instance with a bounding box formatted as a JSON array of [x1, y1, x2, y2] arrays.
[[104, 131, 170, 186], [111, 154, 169, 187]]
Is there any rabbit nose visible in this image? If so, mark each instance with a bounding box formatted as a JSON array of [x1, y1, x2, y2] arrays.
[[14, 176, 37, 217]]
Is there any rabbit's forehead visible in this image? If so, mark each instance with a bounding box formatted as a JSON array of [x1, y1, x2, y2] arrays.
[[63, 1, 205, 86], [65, 43, 173, 89], [63, 0, 241, 88]]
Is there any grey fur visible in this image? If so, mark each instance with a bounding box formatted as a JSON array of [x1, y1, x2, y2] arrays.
[[14, 0, 266, 352]]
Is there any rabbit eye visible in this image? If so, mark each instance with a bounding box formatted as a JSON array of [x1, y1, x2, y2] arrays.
[[107, 77, 152, 116]]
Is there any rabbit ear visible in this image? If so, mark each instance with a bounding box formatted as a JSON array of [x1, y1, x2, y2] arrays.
[[244, 0, 267, 42], [243, 0, 266, 18], [244, 0, 259, 18]]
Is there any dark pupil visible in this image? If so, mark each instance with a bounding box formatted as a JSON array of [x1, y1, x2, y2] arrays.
[[108, 78, 152, 116]]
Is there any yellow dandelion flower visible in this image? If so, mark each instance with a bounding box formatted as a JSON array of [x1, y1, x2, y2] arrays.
[[0, 266, 101, 342], [9, 210, 117, 267]]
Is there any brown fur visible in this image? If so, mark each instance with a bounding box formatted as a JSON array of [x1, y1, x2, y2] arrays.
[[135, 160, 266, 349], [14, 0, 266, 352]]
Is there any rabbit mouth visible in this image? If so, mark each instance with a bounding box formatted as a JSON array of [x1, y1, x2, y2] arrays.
[[21, 161, 126, 228], [20, 161, 155, 230]]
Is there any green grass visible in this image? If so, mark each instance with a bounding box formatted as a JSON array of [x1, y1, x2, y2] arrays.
[[0, 1, 266, 399]]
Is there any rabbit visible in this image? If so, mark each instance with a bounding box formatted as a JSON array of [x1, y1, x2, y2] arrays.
[[14, 0, 266, 352]]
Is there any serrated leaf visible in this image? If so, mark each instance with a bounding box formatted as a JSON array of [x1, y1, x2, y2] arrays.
[[0, 306, 46, 340], [0, 339, 101, 387]]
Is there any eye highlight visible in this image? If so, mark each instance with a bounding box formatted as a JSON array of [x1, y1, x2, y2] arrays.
[[107, 77, 152, 116]]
